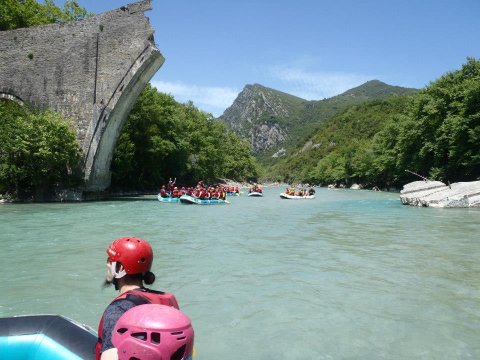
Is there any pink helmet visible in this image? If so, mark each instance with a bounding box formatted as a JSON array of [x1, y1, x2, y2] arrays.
[[112, 304, 194, 360]]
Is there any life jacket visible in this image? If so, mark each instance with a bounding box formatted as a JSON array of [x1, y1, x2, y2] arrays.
[[95, 288, 179, 360]]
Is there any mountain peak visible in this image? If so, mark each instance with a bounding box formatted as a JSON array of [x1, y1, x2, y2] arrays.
[[220, 81, 418, 157], [337, 80, 418, 98], [365, 79, 387, 85]]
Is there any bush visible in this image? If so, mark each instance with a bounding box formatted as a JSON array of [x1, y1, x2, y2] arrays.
[[0, 100, 83, 200]]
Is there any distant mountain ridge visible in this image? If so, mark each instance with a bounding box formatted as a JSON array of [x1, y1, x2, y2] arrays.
[[219, 83, 306, 154], [219, 80, 418, 162]]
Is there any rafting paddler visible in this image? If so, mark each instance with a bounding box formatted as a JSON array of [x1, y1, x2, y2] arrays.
[[97, 237, 180, 360], [172, 186, 179, 198], [159, 185, 167, 198]]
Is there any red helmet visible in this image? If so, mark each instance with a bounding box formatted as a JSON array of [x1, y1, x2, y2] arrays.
[[107, 237, 153, 276]]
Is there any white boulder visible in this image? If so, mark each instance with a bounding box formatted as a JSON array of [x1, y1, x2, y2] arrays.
[[400, 180, 480, 208]]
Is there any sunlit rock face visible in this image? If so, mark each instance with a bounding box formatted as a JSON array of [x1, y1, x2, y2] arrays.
[[249, 122, 288, 153], [220, 84, 293, 154]]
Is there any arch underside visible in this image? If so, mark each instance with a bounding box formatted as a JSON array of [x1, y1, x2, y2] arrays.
[[83, 47, 164, 191], [0, 92, 24, 106]]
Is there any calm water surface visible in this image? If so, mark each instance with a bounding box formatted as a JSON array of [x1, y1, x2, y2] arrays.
[[1, 187, 479, 359]]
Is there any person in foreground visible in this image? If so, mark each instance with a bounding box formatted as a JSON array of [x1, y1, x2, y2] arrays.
[[97, 237, 180, 360], [112, 304, 194, 360]]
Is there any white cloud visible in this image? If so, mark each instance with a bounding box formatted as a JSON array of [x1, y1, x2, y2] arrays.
[[150, 80, 239, 117], [267, 65, 374, 100], [149, 67, 375, 117]]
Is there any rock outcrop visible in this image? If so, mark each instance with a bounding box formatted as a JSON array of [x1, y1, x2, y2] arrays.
[[400, 180, 480, 208], [250, 122, 288, 153], [220, 84, 300, 154], [220, 81, 418, 158]]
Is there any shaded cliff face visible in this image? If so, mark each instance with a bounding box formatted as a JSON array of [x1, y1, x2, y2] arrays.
[[220, 84, 304, 154], [220, 80, 418, 159]]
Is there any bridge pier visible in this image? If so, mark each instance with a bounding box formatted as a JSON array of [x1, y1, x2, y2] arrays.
[[0, 0, 163, 194], [83, 43, 164, 191]]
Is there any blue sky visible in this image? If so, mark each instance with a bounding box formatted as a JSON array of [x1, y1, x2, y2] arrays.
[[61, 0, 479, 116]]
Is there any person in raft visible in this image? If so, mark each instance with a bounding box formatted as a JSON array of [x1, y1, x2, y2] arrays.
[[112, 304, 194, 360], [97, 237, 180, 360]]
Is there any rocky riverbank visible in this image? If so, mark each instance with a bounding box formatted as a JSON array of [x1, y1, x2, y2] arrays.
[[400, 180, 480, 208]]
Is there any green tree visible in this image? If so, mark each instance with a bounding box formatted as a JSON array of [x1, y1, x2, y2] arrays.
[[391, 58, 480, 182], [111, 85, 258, 190], [272, 59, 480, 188], [0, 100, 82, 199], [0, 0, 90, 31], [311, 152, 346, 185], [270, 96, 413, 186]]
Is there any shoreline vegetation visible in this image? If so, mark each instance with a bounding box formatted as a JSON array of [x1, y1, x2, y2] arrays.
[[267, 58, 480, 189], [2, 56, 479, 202], [0, 2, 478, 203]]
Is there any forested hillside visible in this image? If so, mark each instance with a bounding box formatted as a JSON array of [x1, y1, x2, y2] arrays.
[[110, 84, 259, 190], [267, 58, 480, 189], [220, 81, 418, 164]]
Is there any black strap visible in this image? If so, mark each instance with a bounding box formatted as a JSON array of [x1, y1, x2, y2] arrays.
[[125, 293, 150, 306], [115, 288, 167, 306]]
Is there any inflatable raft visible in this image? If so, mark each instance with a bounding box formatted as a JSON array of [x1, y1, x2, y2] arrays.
[[0, 314, 96, 360], [157, 195, 180, 203], [248, 192, 263, 197], [179, 194, 229, 205], [279, 193, 315, 199]]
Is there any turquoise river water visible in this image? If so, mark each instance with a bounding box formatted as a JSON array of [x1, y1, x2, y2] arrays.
[[1, 186, 479, 359]]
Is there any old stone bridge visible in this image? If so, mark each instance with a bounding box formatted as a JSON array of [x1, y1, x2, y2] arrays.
[[0, 0, 164, 192]]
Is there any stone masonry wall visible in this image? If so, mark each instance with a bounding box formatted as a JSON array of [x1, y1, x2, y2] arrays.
[[0, 0, 164, 191]]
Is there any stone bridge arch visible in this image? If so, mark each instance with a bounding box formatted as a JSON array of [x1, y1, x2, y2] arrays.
[[0, 91, 25, 106], [0, 0, 164, 192]]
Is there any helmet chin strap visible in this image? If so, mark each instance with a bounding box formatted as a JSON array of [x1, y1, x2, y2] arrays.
[[111, 261, 127, 279]]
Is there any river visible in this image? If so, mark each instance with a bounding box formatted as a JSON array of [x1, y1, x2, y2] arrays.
[[1, 186, 479, 359]]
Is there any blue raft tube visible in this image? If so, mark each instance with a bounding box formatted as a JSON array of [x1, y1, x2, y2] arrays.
[[0, 314, 97, 359]]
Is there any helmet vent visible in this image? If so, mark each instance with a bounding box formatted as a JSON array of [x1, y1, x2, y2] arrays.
[[170, 344, 186, 360], [117, 328, 128, 335], [140, 257, 146, 263], [151, 332, 161, 344], [171, 331, 183, 335], [131, 332, 147, 341]]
